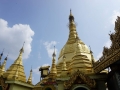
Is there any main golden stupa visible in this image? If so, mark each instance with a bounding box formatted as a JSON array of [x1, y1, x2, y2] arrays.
[[57, 10, 93, 75], [33, 10, 107, 90]]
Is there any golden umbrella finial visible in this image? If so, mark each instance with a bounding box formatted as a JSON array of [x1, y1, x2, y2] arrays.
[[70, 9, 72, 16]]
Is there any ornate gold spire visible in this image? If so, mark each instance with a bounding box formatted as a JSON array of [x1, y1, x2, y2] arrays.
[[70, 9, 72, 16], [1, 55, 8, 72], [67, 9, 79, 44], [69, 9, 74, 22], [0, 55, 8, 76], [4, 42, 26, 82], [27, 66, 32, 84], [57, 10, 91, 75], [49, 46, 57, 78], [0, 49, 4, 66], [14, 43, 24, 65]]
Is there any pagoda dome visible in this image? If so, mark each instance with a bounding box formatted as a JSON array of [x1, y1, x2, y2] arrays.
[[56, 10, 92, 75], [57, 39, 90, 64]]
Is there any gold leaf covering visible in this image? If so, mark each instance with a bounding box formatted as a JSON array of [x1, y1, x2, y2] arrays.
[[3, 47, 26, 82]]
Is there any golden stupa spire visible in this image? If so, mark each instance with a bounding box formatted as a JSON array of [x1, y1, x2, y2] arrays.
[[69, 9, 74, 21], [0, 49, 4, 66], [14, 42, 25, 65], [49, 46, 57, 78], [70, 9, 73, 16], [0, 54, 8, 76], [4, 42, 26, 82], [67, 9, 79, 44], [1, 53, 8, 72], [27, 66, 32, 84]]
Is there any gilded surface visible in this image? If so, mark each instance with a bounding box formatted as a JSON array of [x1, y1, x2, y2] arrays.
[[49, 48, 57, 77], [64, 70, 96, 89], [3, 47, 27, 82], [57, 10, 92, 76], [27, 69, 32, 84], [58, 11, 90, 60]]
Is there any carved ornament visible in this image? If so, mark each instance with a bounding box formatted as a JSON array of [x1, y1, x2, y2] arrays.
[[64, 70, 96, 89], [0, 76, 9, 90]]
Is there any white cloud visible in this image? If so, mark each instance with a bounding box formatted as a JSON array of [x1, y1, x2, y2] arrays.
[[0, 18, 34, 60], [111, 10, 120, 25], [43, 41, 58, 58], [33, 66, 40, 75]]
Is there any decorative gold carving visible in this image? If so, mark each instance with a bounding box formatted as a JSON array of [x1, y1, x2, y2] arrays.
[[94, 48, 120, 73], [40, 77, 57, 86], [64, 70, 96, 89]]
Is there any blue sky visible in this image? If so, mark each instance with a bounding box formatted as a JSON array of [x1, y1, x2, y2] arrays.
[[0, 0, 120, 84]]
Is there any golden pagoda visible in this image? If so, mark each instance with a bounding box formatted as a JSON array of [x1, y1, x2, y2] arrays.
[[27, 67, 33, 84], [33, 10, 107, 90], [0, 44, 34, 90], [57, 10, 93, 75], [3, 46, 26, 82]]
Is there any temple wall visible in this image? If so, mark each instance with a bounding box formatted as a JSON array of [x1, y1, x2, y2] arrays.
[[9, 84, 32, 90], [58, 82, 64, 90]]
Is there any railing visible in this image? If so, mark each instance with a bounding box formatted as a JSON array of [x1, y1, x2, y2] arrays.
[[93, 48, 120, 73]]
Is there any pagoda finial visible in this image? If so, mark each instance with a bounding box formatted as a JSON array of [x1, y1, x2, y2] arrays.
[[89, 46, 93, 54], [69, 9, 74, 22], [27, 66, 33, 84], [30, 65, 32, 72], [5, 52, 9, 61], [1, 53, 9, 73], [52, 46, 56, 57], [49, 46, 57, 77], [0, 49, 4, 66], [70, 9, 72, 15], [20, 42, 25, 54]]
